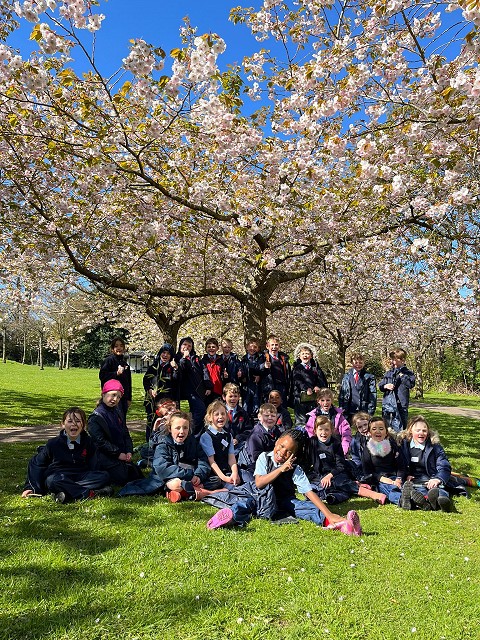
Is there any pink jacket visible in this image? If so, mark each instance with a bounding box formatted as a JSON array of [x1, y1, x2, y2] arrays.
[[305, 406, 352, 456]]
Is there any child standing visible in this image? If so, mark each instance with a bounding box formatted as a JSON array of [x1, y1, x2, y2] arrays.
[[152, 410, 214, 502], [292, 342, 328, 427], [88, 380, 143, 486], [142, 343, 178, 441], [338, 352, 377, 423], [261, 335, 292, 405], [206, 429, 362, 535], [200, 400, 241, 489], [201, 338, 224, 400], [223, 382, 252, 451], [174, 337, 211, 435], [219, 338, 243, 387], [398, 415, 455, 511], [99, 337, 132, 418], [22, 408, 112, 503], [361, 417, 407, 505], [240, 338, 264, 421], [305, 388, 352, 456], [379, 348, 415, 431]]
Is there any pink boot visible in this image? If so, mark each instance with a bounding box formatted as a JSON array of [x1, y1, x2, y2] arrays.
[[207, 508, 234, 529]]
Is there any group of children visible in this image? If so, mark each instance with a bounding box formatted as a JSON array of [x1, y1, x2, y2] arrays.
[[21, 337, 468, 535]]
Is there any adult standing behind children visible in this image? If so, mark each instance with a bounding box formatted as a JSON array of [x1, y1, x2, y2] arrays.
[[99, 337, 132, 418], [261, 334, 292, 406], [174, 337, 212, 436], [338, 352, 377, 423], [379, 348, 415, 431]]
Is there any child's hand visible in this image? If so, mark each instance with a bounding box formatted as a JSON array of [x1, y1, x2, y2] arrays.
[[117, 365, 124, 375], [254, 375, 260, 383], [426, 478, 441, 489], [264, 360, 271, 369], [306, 388, 313, 395], [21, 489, 33, 498], [192, 476, 201, 486], [384, 383, 395, 390], [233, 438, 238, 445], [224, 476, 235, 484], [281, 454, 296, 472], [320, 473, 333, 488], [231, 472, 241, 486]]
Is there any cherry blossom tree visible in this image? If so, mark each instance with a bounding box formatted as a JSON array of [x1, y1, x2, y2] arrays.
[[0, 0, 479, 345]]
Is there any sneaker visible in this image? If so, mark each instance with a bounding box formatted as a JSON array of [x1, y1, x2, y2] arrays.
[[427, 488, 439, 510], [399, 480, 413, 510], [437, 495, 452, 512], [346, 510, 362, 536], [207, 508, 234, 530], [54, 492, 66, 504], [166, 490, 183, 503], [92, 486, 114, 498], [410, 487, 431, 511]]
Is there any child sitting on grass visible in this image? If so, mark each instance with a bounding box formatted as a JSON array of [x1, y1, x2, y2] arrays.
[[398, 415, 456, 511], [305, 388, 352, 455], [205, 429, 362, 535], [152, 410, 218, 503], [200, 400, 241, 489], [22, 407, 112, 503], [238, 402, 282, 482], [136, 398, 177, 468]]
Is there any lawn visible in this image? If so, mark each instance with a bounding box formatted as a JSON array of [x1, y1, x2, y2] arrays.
[[0, 362, 479, 639]]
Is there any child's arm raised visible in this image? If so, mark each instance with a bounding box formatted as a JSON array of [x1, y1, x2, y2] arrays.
[[255, 453, 296, 489]]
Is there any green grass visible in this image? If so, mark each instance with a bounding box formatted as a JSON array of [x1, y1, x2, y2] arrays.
[[0, 361, 145, 428], [413, 392, 480, 409], [1, 363, 480, 639]]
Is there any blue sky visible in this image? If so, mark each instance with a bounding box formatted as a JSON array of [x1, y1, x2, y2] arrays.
[[8, 0, 256, 74]]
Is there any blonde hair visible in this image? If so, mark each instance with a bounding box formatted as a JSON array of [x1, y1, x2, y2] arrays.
[[223, 382, 240, 395], [166, 411, 192, 432], [351, 412, 370, 429], [315, 387, 334, 401], [204, 400, 227, 426], [259, 402, 277, 415], [314, 415, 333, 433]]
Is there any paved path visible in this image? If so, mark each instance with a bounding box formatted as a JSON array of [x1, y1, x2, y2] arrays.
[[0, 420, 146, 443], [0, 405, 479, 443]]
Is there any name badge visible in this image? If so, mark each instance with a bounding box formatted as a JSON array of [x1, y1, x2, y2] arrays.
[[319, 453, 326, 459], [411, 456, 419, 463], [221, 439, 229, 448]]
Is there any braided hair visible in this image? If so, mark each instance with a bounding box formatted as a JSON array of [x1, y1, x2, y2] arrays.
[[278, 428, 312, 471]]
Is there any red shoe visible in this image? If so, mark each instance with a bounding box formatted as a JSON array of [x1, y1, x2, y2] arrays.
[[166, 490, 183, 503]]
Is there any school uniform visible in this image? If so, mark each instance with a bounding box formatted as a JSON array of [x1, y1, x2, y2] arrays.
[[292, 360, 328, 426], [261, 350, 292, 405], [400, 436, 452, 500], [201, 354, 224, 399], [99, 353, 132, 417], [200, 426, 236, 489], [305, 406, 352, 456], [379, 366, 415, 431], [219, 352, 242, 387], [225, 405, 252, 451], [174, 337, 211, 435], [307, 436, 357, 504], [361, 438, 407, 504], [240, 352, 264, 419], [275, 405, 293, 431], [153, 432, 210, 495], [347, 431, 369, 479], [338, 368, 377, 422], [143, 347, 178, 439], [23, 430, 110, 501], [238, 422, 282, 482], [88, 403, 143, 486]]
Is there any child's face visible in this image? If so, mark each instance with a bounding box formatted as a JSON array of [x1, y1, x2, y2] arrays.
[[273, 435, 296, 465], [63, 412, 84, 439], [259, 408, 277, 429], [112, 340, 125, 356], [247, 342, 259, 356], [369, 421, 387, 442], [170, 417, 190, 443], [317, 396, 332, 412], [268, 392, 282, 408], [210, 407, 227, 430], [221, 342, 233, 356], [224, 390, 240, 407], [392, 356, 404, 368], [355, 419, 369, 436], [103, 390, 122, 407], [206, 342, 218, 356], [299, 349, 312, 364], [160, 350, 171, 363], [181, 341, 193, 354], [352, 358, 364, 371], [411, 421, 429, 444], [316, 424, 332, 443], [267, 338, 280, 354]]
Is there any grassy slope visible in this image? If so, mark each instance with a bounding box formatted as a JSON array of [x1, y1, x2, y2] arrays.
[[0, 362, 479, 639]]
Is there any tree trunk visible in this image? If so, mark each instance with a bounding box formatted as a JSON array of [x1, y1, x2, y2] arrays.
[[240, 297, 267, 347], [2, 326, 6, 363], [65, 340, 70, 369], [414, 353, 424, 399], [58, 337, 63, 370], [39, 331, 44, 370], [21, 332, 26, 364]]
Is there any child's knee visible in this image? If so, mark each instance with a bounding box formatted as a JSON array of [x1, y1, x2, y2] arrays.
[[166, 478, 182, 491]]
